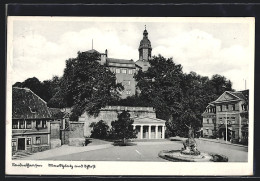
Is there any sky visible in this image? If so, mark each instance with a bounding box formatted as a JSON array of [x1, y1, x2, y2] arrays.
[[10, 17, 254, 91]]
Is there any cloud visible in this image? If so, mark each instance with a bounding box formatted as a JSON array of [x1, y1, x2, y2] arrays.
[[12, 24, 251, 91], [153, 29, 250, 91]]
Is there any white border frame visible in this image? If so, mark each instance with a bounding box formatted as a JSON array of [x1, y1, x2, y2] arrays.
[[6, 16, 255, 176]]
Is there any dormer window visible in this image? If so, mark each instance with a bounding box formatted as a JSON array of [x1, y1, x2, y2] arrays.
[[29, 106, 37, 113]]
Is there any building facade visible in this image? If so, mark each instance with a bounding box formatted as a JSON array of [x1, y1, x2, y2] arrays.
[[202, 90, 249, 144], [86, 27, 152, 98], [79, 106, 166, 139], [12, 87, 52, 155], [133, 117, 166, 139]]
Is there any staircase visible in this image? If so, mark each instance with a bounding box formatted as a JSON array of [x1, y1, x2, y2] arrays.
[[12, 151, 33, 160]]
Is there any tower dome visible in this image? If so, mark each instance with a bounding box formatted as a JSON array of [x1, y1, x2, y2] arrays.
[[138, 26, 152, 61]]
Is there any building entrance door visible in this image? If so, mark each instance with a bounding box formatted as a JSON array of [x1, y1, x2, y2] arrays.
[[18, 138, 26, 150]]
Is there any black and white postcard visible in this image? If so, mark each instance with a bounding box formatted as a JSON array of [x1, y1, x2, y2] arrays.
[[6, 17, 254, 175]]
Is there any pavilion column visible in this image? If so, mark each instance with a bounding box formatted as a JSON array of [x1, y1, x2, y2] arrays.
[[162, 125, 165, 139], [155, 125, 158, 139], [140, 125, 143, 139], [148, 125, 151, 139]]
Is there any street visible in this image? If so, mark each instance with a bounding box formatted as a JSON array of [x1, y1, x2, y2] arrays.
[[39, 139, 248, 162]]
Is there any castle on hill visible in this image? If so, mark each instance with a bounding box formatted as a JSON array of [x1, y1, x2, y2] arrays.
[[86, 27, 152, 98]]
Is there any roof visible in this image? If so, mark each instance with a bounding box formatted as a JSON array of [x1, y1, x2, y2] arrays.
[[12, 87, 52, 119], [139, 38, 152, 49], [228, 91, 247, 100], [211, 90, 248, 104], [48, 108, 69, 119], [133, 117, 166, 124], [85, 49, 100, 54], [139, 28, 152, 49], [107, 58, 135, 64], [206, 103, 215, 108], [238, 89, 249, 101]]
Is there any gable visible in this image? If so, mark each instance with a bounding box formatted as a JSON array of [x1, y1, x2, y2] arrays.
[[215, 92, 240, 102], [133, 117, 166, 124]]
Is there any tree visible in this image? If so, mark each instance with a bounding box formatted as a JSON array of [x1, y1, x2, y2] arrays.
[[110, 111, 137, 144], [135, 55, 184, 121], [56, 51, 123, 120], [134, 55, 234, 137], [209, 74, 233, 96], [13, 76, 62, 103], [89, 120, 109, 139]]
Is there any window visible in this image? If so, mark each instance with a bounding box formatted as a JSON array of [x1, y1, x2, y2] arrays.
[[27, 138, 31, 145], [129, 69, 133, 74], [226, 105, 229, 110], [36, 137, 41, 145], [12, 120, 18, 129], [126, 90, 131, 95], [116, 69, 120, 74], [122, 69, 127, 74], [42, 120, 47, 128], [207, 119, 209, 124], [19, 120, 25, 129], [128, 81, 131, 85], [242, 104, 248, 111], [232, 104, 235, 111], [26, 120, 32, 129], [220, 105, 223, 112], [12, 139, 17, 147], [206, 129, 209, 134], [36, 120, 41, 129]]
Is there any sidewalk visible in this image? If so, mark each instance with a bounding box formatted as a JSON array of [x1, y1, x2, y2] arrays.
[[198, 137, 248, 148], [19, 143, 113, 160], [169, 136, 248, 148]]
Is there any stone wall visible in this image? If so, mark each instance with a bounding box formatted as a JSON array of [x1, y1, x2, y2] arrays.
[[69, 122, 84, 138], [68, 122, 85, 146], [50, 121, 60, 139], [79, 106, 156, 137], [50, 139, 61, 149]]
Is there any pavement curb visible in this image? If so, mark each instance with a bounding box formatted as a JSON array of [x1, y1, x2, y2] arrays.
[[198, 138, 248, 148]]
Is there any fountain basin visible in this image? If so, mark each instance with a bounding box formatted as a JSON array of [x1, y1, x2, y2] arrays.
[[159, 150, 228, 162]]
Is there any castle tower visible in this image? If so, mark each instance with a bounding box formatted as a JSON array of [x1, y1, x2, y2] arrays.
[[138, 26, 152, 61]]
